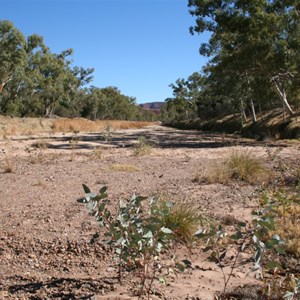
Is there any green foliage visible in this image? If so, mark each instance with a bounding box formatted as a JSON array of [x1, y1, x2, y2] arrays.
[[78, 185, 187, 297], [251, 192, 300, 299], [188, 0, 300, 117], [0, 20, 26, 89], [164, 1, 300, 126], [0, 21, 153, 121], [195, 190, 300, 299], [161, 73, 203, 123]]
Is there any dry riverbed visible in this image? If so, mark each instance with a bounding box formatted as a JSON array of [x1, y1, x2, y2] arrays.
[[0, 124, 299, 299]]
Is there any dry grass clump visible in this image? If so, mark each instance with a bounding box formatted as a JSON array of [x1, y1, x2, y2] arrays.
[[133, 136, 153, 156], [193, 162, 231, 184], [194, 150, 271, 185], [273, 200, 300, 257], [91, 147, 103, 159], [28, 152, 45, 164], [108, 121, 152, 130], [0, 116, 53, 136], [111, 164, 140, 172], [0, 127, 16, 138], [52, 118, 96, 133], [227, 150, 270, 184], [52, 119, 154, 134], [0, 116, 153, 136], [158, 197, 202, 245]]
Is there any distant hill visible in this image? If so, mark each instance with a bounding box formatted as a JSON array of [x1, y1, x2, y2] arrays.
[[139, 102, 164, 112]]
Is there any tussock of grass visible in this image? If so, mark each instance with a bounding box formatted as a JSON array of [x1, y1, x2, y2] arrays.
[[193, 162, 231, 185], [0, 116, 53, 136], [227, 151, 270, 184], [273, 200, 300, 257], [110, 121, 151, 130], [194, 151, 271, 185], [158, 199, 202, 245], [111, 164, 140, 172], [133, 136, 153, 156], [92, 147, 103, 159], [28, 152, 45, 164]]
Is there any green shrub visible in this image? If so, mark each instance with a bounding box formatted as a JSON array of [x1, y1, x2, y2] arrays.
[[77, 185, 189, 297], [199, 190, 300, 299]]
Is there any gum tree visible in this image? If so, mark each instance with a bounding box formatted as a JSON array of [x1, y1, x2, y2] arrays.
[[188, 0, 300, 116]]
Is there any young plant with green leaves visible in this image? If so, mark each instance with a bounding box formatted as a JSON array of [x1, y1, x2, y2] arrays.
[[78, 184, 189, 298], [196, 191, 299, 299]]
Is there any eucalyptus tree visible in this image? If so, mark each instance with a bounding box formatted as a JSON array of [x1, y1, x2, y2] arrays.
[[56, 65, 94, 117], [188, 0, 300, 116], [26, 46, 94, 117], [0, 20, 27, 94], [0, 20, 28, 114], [166, 72, 204, 121], [80, 86, 108, 120], [100, 87, 139, 120]]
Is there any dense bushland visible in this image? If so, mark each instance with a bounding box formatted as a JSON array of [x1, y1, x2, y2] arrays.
[[0, 20, 158, 121], [161, 1, 299, 127]]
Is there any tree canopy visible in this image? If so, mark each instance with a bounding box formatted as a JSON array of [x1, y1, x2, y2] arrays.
[[0, 20, 157, 121], [162, 0, 300, 123]]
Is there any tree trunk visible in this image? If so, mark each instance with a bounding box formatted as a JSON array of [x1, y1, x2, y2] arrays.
[[250, 98, 257, 123], [44, 97, 56, 118], [245, 72, 257, 124], [273, 78, 294, 117], [0, 83, 5, 93], [240, 99, 247, 124], [256, 92, 264, 121], [45, 106, 50, 118], [0, 76, 12, 93]]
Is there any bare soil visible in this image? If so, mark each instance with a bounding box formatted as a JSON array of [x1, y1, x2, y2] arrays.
[[0, 124, 299, 300]]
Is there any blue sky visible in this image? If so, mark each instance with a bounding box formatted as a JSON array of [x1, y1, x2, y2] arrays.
[[1, 0, 209, 104]]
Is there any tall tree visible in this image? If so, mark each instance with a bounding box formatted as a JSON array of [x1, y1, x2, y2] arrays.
[[188, 0, 300, 116], [0, 20, 27, 94]]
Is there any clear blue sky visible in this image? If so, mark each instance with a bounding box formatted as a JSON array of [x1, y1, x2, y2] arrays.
[[1, 0, 209, 104]]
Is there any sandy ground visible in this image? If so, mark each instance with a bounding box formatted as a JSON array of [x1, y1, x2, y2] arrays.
[[0, 125, 299, 300]]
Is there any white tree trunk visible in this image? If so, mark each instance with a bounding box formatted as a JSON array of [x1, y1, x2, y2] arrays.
[[250, 98, 257, 123], [0, 76, 12, 93], [240, 99, 247, 123], [273, 78, 294, 117]]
